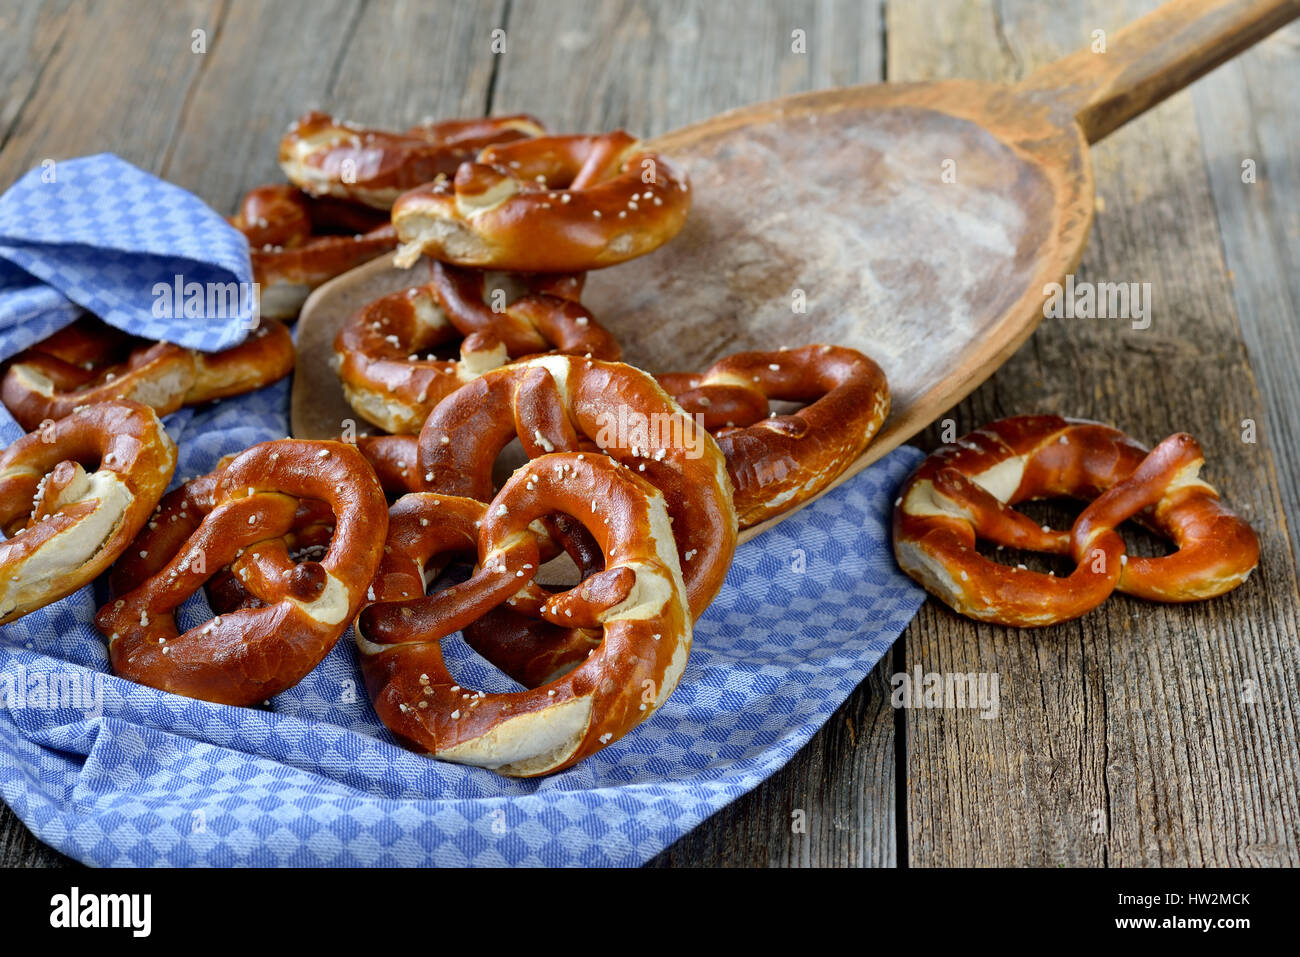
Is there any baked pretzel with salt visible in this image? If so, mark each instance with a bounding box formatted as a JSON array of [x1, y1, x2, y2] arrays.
[[231, 183, 398, 320], [659, 345, 890, 529], [335, 261, 616, 434], [108, 453, 338, 616], [391, 131, 691, 272], [1, 314, 295, 432], [279, 110, 546, 209], [892, 416, 1259, 627], [0, 401, 176, 624], [356, 434, 423, 496], [417, 355, 736, 619], [357, 451, 691, 777], [96, 440, 387, 705]]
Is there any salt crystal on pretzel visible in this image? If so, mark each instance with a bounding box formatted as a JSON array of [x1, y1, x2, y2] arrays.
[[391, 131, 691, 272], [96, 440, 387, 705], [357, 452, 691, 777], [658, 344, 890, 529]]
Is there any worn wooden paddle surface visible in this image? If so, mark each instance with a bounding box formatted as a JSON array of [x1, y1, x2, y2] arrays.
[[294, 81, 1082, 497], [2, 0, 1298, 867], [293, 78, 1092, 546]]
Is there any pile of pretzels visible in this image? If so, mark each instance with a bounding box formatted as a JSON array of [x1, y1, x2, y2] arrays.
[[0, 109, 1260, 775], [0, 110, 892, 778]]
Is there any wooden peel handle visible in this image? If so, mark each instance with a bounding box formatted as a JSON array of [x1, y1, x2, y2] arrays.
[[1020, 0, 1298, 143]]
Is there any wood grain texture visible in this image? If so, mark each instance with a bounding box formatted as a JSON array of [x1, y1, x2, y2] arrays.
[[161, 0, 506, 217], [490, 0, 882, 138], [0, 0, 218, 186], [1018, 0, 1300, 143], [0, 0, 75, 153], [893, 0, 1300, 867], [1190, 22, 1300, 573]]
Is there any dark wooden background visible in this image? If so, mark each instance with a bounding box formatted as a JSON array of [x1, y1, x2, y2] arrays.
[[1, 0, 1297, 867]]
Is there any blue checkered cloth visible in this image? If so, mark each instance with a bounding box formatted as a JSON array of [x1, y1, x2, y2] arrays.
[[0, 155, 927, 866], [0, 153, 254, 359]]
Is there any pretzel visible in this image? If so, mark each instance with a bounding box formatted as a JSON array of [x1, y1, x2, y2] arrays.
[[391, 131, 691, 272], [417, 355, 736, 619], [351, 427, 602, 679], [1, 314, 295, 431], [107, 454, 337, 616], [356, 451, 691, 777], [0, 401, 176, 624], [892, 416, 1260, 627], [356, 434, 423, 496], [96, 440, 388, 705], [335, 260, 616, 433], [231, 184, 398, 320], [659, 345, 890, 528], [279, 111, 546, 209]]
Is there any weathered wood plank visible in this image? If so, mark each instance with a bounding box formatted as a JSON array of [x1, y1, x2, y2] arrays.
[[491, 0, 882, 137], [0, 0, 76, 153], [161, 0, 506, 215], [491, 0, 893, 867], [0, 809, 73, 868], [1190, 23, 1300, 573], [891, 0, 1300, 867], [0, 0, 219, 186]]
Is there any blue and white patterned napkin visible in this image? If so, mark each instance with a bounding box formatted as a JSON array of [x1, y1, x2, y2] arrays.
[[0, 155, 926, 866], [0, 153, 253, 372]]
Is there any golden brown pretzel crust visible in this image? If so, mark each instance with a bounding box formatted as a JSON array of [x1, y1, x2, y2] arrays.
[[892, 415, 1260, 627], [96, 440, 388, 705], [416, 355, 737, 620], [356, 452, 692, 777], [1, 315, 295, 431], [279, 111, 546, 209], [231, 184, 398, 320], [356, 434, 423, 496], [334, 261, 617, 434], [107, 454, 235, 599], [107, 453, 337, 617], [660, 345, 890, 529], [0, 401, 177, 624], [391, 131, 691, 272]]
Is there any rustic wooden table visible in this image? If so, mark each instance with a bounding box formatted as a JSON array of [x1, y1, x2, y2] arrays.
[[2, 0, 1297, 868]]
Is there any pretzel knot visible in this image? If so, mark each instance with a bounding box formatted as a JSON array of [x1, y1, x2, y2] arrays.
[[278, 111, 546, 209], [1, 314, 296, 432], [892, 416, 1260, 627], [391, 131, 691, 272], [659, 345, 890, 528], [0, 401, 176, 624], [95, 440, 388, 705], [108, 454, 338, 616], [231, 184, 398, 320], [356, 452, 691, 777], [417, 355, 736, 619], [335, 261, 617, 434]]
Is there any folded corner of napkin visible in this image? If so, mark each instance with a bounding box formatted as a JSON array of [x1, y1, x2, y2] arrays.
[[0, 152, 256, 365]]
